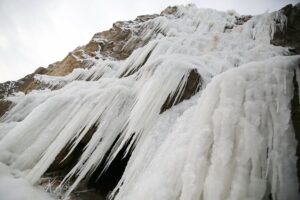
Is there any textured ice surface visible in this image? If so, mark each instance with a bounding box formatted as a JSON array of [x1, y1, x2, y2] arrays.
[[0, 4, 299, 200], [111, 56, 300, 200]]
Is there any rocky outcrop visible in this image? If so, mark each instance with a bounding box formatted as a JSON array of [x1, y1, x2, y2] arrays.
[[161, 69, 201, 113], [0, 12, 162, 117], [235, 15, 252, 25], [0, 67, 48, 117], [0, 100, 11, 118], [160, 6, 178, 15], [271, 4, 300, 54]]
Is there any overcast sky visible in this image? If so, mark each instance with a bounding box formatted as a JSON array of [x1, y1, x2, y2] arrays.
[[0, 0, 298, 83]]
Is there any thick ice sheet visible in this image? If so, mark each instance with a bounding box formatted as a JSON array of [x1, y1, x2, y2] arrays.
[[111, 56, 300, 200]]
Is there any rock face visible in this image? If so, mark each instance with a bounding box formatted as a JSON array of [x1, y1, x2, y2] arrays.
[[0, 67, 48, 117], [160, 69, 201, 113], [0, 100, 11, 118], [271, 4, 300, 54], [0, 12, 162, 118]]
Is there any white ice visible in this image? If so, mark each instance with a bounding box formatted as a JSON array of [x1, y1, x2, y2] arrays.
[[0, 4, 299, 200], [0, 163, 55, 200]]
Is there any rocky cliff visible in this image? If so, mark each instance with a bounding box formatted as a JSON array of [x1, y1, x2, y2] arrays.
[[0, 11, 163, 117]]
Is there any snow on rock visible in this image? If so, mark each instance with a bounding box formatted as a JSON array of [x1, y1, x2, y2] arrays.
[[0, 4, 299, 200]]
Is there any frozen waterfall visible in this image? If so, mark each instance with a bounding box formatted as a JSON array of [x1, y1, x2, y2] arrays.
[[0, 4, 299, 200]]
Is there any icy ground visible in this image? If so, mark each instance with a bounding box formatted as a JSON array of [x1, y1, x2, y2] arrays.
[[0, 4, 299, 200], [0, 163, 55, 200]]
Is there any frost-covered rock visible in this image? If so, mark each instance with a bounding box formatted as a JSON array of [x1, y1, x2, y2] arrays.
[[271, 4, 300, 54]]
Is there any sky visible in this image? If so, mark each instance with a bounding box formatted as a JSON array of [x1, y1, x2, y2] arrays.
[[0, 0, 298, 83]]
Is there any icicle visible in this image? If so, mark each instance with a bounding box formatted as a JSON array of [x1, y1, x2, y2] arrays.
[[111, 56, 300, 200]]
